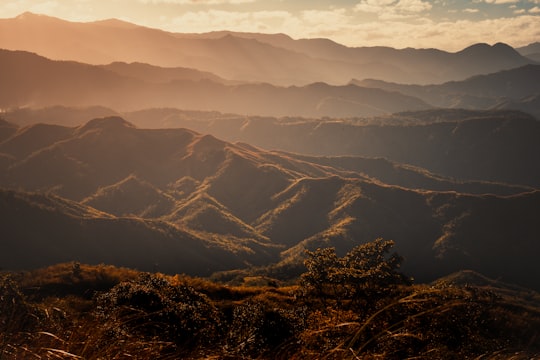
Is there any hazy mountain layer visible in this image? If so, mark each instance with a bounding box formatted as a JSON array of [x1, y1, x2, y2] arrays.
[[0, 13, 536, 86], [1, 117, 539, 289], [352, 65, 540, 118], [0, 49, 431, 117]]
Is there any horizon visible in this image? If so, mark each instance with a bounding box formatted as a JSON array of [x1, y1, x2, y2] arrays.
[[1, 0, 539, 51]]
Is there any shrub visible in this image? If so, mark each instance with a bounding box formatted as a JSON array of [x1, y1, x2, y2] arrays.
[[301, 238, 410, 302], [95, 273, 220, 350]]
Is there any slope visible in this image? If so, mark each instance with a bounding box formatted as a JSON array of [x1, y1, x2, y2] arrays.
[[265, 177, 540, 289], [0, 189, 276, 275]]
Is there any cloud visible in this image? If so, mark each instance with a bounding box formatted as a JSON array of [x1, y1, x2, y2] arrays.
[[344, 15, 540, 50], [463, 8, 480, 13], [164, 9, 302, 34], [394, 0, 432, 13], [483, 0, 520, 3], [530, 6, 540, 12], [138, 0, 255, 4], [354, 0, 432, 20], [354, 0, 395, 13]]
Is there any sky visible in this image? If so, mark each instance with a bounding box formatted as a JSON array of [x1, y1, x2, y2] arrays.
[[1, 0, 539, 51]]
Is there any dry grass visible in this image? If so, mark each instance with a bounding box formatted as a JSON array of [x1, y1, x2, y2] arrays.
[[1, 263, 540, 359]]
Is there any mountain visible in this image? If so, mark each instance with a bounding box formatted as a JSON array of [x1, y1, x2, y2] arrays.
[[0, 118, 18, 142], [0, 188, 276, 275], [99, 61, 231, 84], [0, 106, 119, 127], [1, 116, 540, 289], [517, 42, 540, 62], [0, 49, 431, 117], [81, 175, 176, 218], [0, 13, 536, 85], [6, 107, 539, 188], [492, 94, 540, 119], [352, 65, 540, 116], [121, 108, 540, 188]]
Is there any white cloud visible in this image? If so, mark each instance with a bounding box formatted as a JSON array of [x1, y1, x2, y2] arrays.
[[354, 0, 395, 13], [483, 0, 520, 3], [394, 0, 432, 13], [463, 8, 479, 13], [529, 6, 540, 12], [343, 15, 540, 50], [138, 0, 255, 4], [164, 9, 302, 34], [354, 0, 431, 20]]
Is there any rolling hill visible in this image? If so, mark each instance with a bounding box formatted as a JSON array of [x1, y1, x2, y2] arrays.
[[1, 116, 540, 289]]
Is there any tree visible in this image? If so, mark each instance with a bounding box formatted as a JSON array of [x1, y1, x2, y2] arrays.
[[301, 247, 340, 298], [301, 238, 410, 301]]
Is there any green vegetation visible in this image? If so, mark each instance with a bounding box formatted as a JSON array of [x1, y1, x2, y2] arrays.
[[1, 240, 540, 359]]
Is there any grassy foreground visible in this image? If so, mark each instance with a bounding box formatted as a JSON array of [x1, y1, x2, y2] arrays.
[[1, 260, 540, 359]]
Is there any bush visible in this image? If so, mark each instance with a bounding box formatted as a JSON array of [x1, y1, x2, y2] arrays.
[[301, 238, 411, 302], [95, 273, 220, 350], [225, 300, 306, 357]]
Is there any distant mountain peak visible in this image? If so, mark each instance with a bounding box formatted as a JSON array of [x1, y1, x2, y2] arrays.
[[14, 12, 65, 23], [90, 18, 139, 29], [77, 116, 135, 133], [459, 42, 520, 57], [15, 11, 41, 19]]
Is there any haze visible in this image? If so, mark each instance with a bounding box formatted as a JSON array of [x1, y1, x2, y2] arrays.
[[2, 0, 540, 50]]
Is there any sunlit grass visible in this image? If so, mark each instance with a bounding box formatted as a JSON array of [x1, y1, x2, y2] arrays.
[[1, 263, 539, 359]]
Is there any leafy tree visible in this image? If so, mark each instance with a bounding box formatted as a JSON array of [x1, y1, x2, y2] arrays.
[[301, 247, 340, 298], [301, 238, 410, 301], [342, 238, 410, 299]]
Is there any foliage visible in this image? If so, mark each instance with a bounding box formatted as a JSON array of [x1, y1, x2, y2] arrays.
[[95, 273, 221, 349], [1, 253, 540, 359], [301, 238, 411, 302]]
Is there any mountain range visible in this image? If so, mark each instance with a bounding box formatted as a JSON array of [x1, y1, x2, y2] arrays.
[[3, 106, 539, 187], [1, 116, 540, 290], [120, 108, 540, 188], [1, 11, 540, 293], [0, 48, 432, 117], [1, 47, 539, 119], [0, 12, 537, 86], [352, 64, 540, 118]]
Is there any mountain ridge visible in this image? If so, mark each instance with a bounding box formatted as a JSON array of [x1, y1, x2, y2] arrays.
[[0, 12, 536, 85], [1, 116, 540, 289], [0, 48, 432, 117]]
